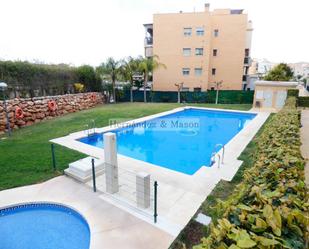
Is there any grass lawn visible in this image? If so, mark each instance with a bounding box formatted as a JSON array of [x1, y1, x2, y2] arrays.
[[0, 102, 251, 191], [170, 113, 273, 249]]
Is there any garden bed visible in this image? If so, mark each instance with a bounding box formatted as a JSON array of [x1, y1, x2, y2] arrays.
[[171, 97, 308, 249]]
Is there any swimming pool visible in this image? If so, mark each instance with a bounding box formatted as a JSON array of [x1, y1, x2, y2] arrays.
[[0, 203, 90, 249], [78, 108, 256, 175]]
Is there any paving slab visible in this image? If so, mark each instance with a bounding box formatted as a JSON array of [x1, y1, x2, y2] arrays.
[[0, 176, 174, 249]]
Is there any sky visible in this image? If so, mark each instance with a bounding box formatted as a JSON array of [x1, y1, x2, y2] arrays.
[[0, 0, 308, 66]]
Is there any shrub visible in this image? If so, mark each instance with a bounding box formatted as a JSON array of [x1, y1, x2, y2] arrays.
[[73, 83, 85, 93], [287, 89, 299, 98], [298, 97, 309, 108], [194, 97, 308, 249]]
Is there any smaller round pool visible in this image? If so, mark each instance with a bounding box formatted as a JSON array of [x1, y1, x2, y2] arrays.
[[0, 203, 90, 249]]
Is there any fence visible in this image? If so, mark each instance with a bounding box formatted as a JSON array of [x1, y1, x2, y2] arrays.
[[116, 90, 254, 104], [89, 163, 158, 222]]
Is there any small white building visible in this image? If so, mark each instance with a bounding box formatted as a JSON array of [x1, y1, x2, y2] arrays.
[[253, 81, 298, 111]]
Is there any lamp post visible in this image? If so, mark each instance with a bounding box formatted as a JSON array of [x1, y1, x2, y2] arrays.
[[0, 82, 11, 136]]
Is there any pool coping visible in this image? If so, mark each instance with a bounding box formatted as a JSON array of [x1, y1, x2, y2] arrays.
[[50, 106, 270, 233], [0, 201, 91, 245], [50, 106, 263, 178]]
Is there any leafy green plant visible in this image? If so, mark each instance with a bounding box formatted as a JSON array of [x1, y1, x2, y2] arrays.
[[194, 97, 309, 249]]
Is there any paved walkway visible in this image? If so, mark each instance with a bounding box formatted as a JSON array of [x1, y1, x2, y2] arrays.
[[0, 176, 174, 249], [301, 110, 309, 186]]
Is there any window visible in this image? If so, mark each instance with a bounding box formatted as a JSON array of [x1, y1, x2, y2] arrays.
[[181, 87, 190, 92], [214, 29, 219, 37], [195, 68, 203, 76], [210, 87, 215, 90], [194, 87, 201, 92], [183, 48, 191, 56], [212, 68, 216, 75], [182, 68, 190, 76], [196, 27, 204, 36], [183, 28, 192, 36], [213, 49, 218, 56], [245, 48, 250, 57], [195, 48, 203, 56]]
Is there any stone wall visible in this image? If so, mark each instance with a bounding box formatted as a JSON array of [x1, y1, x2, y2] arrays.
[[0, 92, 104, 133]]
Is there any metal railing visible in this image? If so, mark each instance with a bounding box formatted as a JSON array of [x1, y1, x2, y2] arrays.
[[209, 143, 225, 168], [89, 162, 158, 222], [85, 119, 96, 136]]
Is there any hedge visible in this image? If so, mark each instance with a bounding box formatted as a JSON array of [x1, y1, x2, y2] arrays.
[[287, 89, 299, 98], [116, 90, 254, 104], [194, 97, 308, 249], [298, 97, 309, 108]]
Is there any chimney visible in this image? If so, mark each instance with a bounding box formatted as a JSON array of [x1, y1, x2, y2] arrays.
[[205, 3, 210, 12]]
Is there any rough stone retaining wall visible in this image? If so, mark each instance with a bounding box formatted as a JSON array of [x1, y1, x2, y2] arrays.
[[0, 92, 104, 133]]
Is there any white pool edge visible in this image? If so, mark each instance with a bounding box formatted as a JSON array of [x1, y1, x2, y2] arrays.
[[50, 106, 270, 233]]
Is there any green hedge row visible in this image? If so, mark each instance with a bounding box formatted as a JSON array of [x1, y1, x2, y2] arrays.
[[298, 97, 309, 107], [116, 90, 254, 104], [195, 97, 308, 249], [287, 89, 299, 98], [287, 89, 309, 108]]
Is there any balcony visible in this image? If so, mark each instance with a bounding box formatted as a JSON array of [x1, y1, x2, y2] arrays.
[[144, 37, 153, 46], [145, 46, 153, 58], [244, 57, 251, 65]]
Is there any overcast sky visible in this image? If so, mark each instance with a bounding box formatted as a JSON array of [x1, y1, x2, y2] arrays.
[[0, 0, 308, 66]]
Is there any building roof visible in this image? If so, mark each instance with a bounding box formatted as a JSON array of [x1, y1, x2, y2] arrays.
[[255, 81, 298, 87]]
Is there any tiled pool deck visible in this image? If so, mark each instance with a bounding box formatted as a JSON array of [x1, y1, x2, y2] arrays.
[[50, 107, 270, 232], [0, 107, 270, 249], [0, 176, 174, 249]]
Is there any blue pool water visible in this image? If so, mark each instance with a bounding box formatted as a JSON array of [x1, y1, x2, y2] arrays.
[[0, 203, 90, 249], [79, 108, 256, 175]]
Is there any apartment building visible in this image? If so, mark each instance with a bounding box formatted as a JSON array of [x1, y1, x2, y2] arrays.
[[144, 4, 253, 91]]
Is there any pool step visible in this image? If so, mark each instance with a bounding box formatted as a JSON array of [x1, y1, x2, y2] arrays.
[[64, 157, 105, 182]]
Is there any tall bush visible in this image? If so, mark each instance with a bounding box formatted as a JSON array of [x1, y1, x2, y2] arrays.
[[0, 60, 101, 97]]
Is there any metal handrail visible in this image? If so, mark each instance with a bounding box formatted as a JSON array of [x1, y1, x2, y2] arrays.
[[86, 120, 96, 136], [214, 144, 225, 164], [209, 144, 225, 168], [210, 152, 221, 168]]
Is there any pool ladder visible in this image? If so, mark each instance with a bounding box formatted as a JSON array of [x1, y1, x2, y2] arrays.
[[85, 119, 96, 136], [209, 144, 225, 168]]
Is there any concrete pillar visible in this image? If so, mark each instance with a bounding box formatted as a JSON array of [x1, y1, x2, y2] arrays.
[[104, 132, 119, 194], [136, 172, 151, 209]]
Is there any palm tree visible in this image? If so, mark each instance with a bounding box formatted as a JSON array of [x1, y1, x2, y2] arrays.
[[139, 56, 166, 103], [120, 56, 141, 102], [97, 57, 120, 103]]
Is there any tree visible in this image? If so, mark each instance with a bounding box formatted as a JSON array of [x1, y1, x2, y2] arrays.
[[119, 56, 141, 102], [139, 56, 166, 103], [263, 63, 294, 81], [97, 58, 120, 103], [213, 81, 223, 104], [175, 82, 184, 103], [76, 65, 101, 92]]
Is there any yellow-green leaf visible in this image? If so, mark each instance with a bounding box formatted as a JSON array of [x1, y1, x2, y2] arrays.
[[237, 237, 257, 248]]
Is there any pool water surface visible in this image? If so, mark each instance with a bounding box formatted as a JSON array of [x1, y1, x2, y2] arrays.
[[0, 203, 90, 249], [79, 108, 256, 175]]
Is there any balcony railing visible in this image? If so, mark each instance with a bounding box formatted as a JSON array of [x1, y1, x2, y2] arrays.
[[244, 57, 249, 64], [144, 37, 153, 46]]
